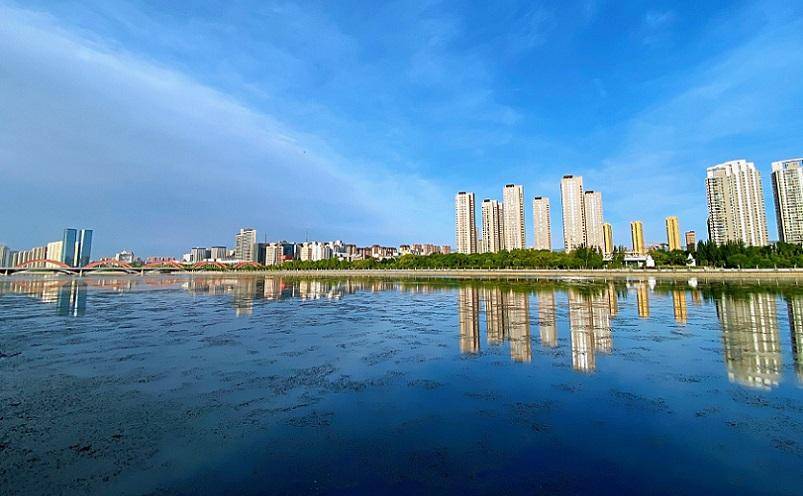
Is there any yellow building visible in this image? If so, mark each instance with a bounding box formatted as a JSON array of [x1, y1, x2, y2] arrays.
[[630, 221, 646, 255], [665, 216, 682, 251], [602, 222, 614, 255]]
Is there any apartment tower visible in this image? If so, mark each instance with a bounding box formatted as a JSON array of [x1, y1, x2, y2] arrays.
[[602, 223, 614, 255], [685, 231, 697, 251], [502, 184, 525, 250], [771, 158, 803, 244], [705, 160, 769, 246], [532, 197, 551, 251], [631, 221, 646, 255], [235, 228, 257, 261], [583, 191, 605, 252], [665, 216, 682, 251], [455, 192, 477, 254], [481, 199, 504, 253], [560, 175, 585, 252]]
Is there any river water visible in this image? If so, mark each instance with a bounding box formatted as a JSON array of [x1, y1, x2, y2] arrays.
[[2, 275, 803, 495]]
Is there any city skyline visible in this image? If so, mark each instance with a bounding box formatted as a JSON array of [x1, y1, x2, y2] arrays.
[[5, 152, 802, 262], [2, 2, 802, 256]]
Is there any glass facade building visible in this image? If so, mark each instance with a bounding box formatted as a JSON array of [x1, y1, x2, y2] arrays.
[[61, 229, 78, 266], [60, 228, 93, 267], [78, 229, 93, 267]]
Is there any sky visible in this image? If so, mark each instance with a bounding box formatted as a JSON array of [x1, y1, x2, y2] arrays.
[[1, 0, 802, 257]]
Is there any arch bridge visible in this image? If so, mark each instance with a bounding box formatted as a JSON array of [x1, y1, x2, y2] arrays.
[[1, 259, 269, 276]]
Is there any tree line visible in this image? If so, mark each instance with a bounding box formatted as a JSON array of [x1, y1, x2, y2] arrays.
[[263, 241, 803, 270]]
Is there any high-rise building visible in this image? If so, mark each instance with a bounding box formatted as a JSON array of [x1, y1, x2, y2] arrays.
[[190, 247, 208, 262], [685, 231, 697, 251], [265, 243, 283, 266], [46, 240, 63, 266], [481, 199, 504, 253], [665, 216, 682, 251], [455, 192, 477, 254], [771, 158, 803, 244], [299, 243, 314, 261], [602, 223, 614, 255], [705, 160, 769, 246], [77, 229, 93, 267], [0, 244, 10, 267], [61, 229, 78, 266], [502, 184, 525, 250], [234, 228, 257, 261], [60, 228, 92, 267], [630, 221, 645, 255], [209, 246, 228, 261], [583, 191, 604, 252], [560, 175, 586, 252], [532, 197, 551, 251]]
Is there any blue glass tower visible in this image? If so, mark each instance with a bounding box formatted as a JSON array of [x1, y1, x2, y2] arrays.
[[61, 229, 77, 266], [78, 229, 93, 267]]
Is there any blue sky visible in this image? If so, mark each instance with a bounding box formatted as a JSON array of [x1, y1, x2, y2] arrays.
[[1, 0, 802, 256]]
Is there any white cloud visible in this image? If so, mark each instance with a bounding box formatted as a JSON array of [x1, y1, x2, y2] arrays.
[[592, 13, 803, 245], [0, 5, 450, 255]]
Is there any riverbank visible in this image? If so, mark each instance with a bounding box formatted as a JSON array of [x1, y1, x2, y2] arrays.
[[7, 267, 803, 281], [190, 267, 803, 281]]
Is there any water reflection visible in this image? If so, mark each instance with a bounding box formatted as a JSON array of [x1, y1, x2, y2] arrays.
[[672, 290, 688, 325], [1, 279, 88, 316], [7, 275, 803, 389], [458, 287, 480, 354], [568, 288, 614, 372], [474, 288, 531, 361], [634, 281, 650, 318], [717, 294, 782, 390], [536, 290, 557, 348], [789, 296, 803, 383]]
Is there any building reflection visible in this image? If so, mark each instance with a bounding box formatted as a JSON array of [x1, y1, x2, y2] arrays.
[[507, 292, 531, 363], [786, 296, 803, 384], [8, 276, 803, 390], [607, 282, 619, 317], [478, 288, 531, 362], [716, 294, 781, 390], [537, 290, 557, 348], [567, 287, 614, 373], [482, 287, 506, 345], [635, 282, 650, 318], [672, 290, 688, 325], [56, 281, 87, 316], [458, 287, 480, 353], [0, 278, 92, 316]]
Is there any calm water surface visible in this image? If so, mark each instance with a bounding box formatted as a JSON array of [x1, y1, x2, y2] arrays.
[[2, 275, 803, 495]]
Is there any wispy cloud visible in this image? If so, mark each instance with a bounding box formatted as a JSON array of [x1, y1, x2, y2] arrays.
[[0, 5, 449, 255], [591, 9, 803, 244]]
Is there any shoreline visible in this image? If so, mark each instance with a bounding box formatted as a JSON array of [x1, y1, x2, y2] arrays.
[[6, 267, 803, 281], [188, 268, 803, 281]]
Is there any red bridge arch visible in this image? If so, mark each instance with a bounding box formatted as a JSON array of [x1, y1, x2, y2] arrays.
[[234, 261, 263, 270], [83, 259, 133, 269], [143, 260, 184, 269], [191, 261, 228, 270]]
